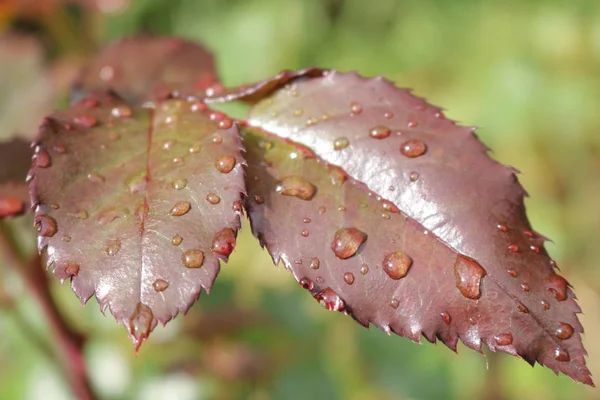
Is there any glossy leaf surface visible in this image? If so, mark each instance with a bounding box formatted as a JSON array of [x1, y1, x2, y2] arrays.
[[243, 71, 591, 384], [29, 94, 244, 347]]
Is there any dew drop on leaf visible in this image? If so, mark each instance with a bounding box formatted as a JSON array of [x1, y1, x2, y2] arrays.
[[128, 303, 153, 346], [390, 298, 399, 309], [333, 137, 349, 150], [275, 176, 316, 201], [64, 263, 80, 277], [555, 322, 574, 340], [453, 255, 486, 300], [172, 178, 188, 190], [507, 269, 517, 277], [211, 228, 236, 256], [508, 244, 519, 252], [182, 249, 204, 268], [309, 257, 320, 270], [441, 312, 451, 325], [34, 148, 52, 168], [111, 105, 132, 118], [368, 125, 391, 139], [494, 333, 513, 346], [171, 234, 183, 246], [409, 171, 419, 182], [350, 102, 362, 114], [218, 119, 233, 129], [152, 279, 169, 292], [382, 251, 413, 280], [555, 348, 570, 362], [215, 155, 236, 173], [73, 115, 98, 128], [360, 264, 369, 275], [400, 139, 427, 158], [344, 272, 355, 285], [206, 192, 221, 204], [314, 288, 345, 311], [331, 228, 367, 259], [170, 201, 191, 216], [105, 239, 121, 256], [518, 303, 529, 313], [546, 274, 568, 301], [35, 214, 57, 237], [299, 277, 314, 291]]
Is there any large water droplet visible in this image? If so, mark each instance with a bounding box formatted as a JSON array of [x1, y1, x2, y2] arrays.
[[35, 214, 57, 237], [343, 272, 355, 285], [206, 192, 221, 204], [400, 139, 427, 158], [314, 288, 345, 311], [494, 333, 513, 346], [546, 274, 568, 301], [128, 303, 153, 348], [170, 201, 191, 216], [152, 279, 169, 292], [34, 148, 51, 168], [333, 137, 349, 150], [105, 239, 121, 256], [172, 178, 188, 190], [454, 255, 486, 300], [275, 176, 316, 201], [369, 125, 391, 139], [211, 228, 236, 256], [382, 251, 413, 280], [182, 249, 204, 268], [299, 277, 314, 291], [216, 155, 236, 173], [555, 322, 574, 340], [331, 228, 367, 259]]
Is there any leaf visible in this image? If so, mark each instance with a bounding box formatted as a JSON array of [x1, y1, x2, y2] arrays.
[[71, 36, 220, 105], [29, 94, 245, 348], [241, 71, 592, 385], [0, 138, 32, 218]]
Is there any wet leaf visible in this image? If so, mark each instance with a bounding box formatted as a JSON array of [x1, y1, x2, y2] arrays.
[[0, 138, 32, 218], [242, 71, 592, 385], [71, 36, 220, 105], [29, 93, 244, 348]]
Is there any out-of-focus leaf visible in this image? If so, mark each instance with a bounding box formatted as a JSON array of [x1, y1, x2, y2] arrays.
[[72, 36, 220, 105], [242, 71, 592, 385], [29, 94, 244, 347], [0, 138, 32, 218]]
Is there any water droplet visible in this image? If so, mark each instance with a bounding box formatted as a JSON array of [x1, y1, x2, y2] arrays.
[[494, 333, 513, 346], [329, 169, 347, 186], [303, 218, 311, 223], [331, 228, 368, 259], [172, 178, 188, 190], [211, 228, 236, 256], [74, 115, 98, 128], [318, 206, 326, 214], [218, 119, 233, 129], [524, 230, 534, 237], [170, 201, 191, 216], [507, 269, 517, 277], [541, 300, 550, 310], [216, 155, 236, 173], [409, 171, 419, 182], [62, 235, 71, 242], [87, 173, 105, 183], [111, 105, 132, 118], [35, 214, 57, 237], [435, 112, 445, 119], [253, 194, 264, 204], [546, 274, 568, 301], [521, 283, 530, 292], [128, 303, 153, 347], [369, 125, 391, 139], [105, 239, 121, 256], [171, 234, 183, 246], [441, 312, 451, 325], [381, 200, 400, 214], [188, 145, 200, 154], [182, 249, 204, 268], [343, 272, 355, 285], [390, 298, 399, 309], [497, 224, 508, 232], [34, 148, 51, 168], [315, 276, 324, 284], [400, 139, 427, 158], [305, 117, 318, 126], [407, 120, 418, 128], [310, 258, 320, 270], [293, 109, 304, 117], [212, 134, 223, 144], [517, 303, 529, 313], [206, 192, 221, 204], [314, 288, 345, 311], [554, 348, 570, 362], [360, 264, 369, 275], [301, 229, 309, 237], [275, 176, 316, 201], [299, 277, 314, 291], [333, 137, 349, 150], [152, 279, 169, 292], [162, 140, 175, 150], [382, 251, 413, 280], [172, 157, 184, 164], [53, 144, 67, 154], [338, 205, 346, 212], [384, 112, 394, 119], [454, 255, 486, 300], [209, 111, 225, 121], [555, 322, 574, 340], [97, 207, 128, 225], [232, 201, 243, 212], [350, 102, 362, 114], [63, 263, 80, 277], [529, 245, 540, 253], [508, 244, 519, 252]]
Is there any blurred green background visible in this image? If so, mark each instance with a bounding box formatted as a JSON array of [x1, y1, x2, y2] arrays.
[[1, 0, 599, 399]]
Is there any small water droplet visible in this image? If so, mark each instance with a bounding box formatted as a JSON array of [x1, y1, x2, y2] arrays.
[[218, 119, 233, 129], [314, 288, 345, 311], [53, 144, 67, 154], [507, 269, 517, 277], [382, 251, 413, 280], [318, 206, 326, 214], [275, 176, 316, 200], [369, 125, 391, 139], [315, 276, 324, 284], [209, 111, 225, 121], [497, 224, 508, 232], [152, 279, 169, 292], [517, 303, 529, 313], [541, 300, 550, 310], [555, 322, 574, 340], [303, 218, 311, 223], [407, 120, 418, 128], [170, 201, 191, 216], [206, 192, 221, 204], [454, 255, 486, 300], [232, 201, 243, 212], [97, 207, 128, 225], [34, 148, 51, 168], [409, 171, 419, 182], [329, 169, 347, 186], [333, 137, 349, 150], [62, 235, 71, 242], [390, 298, 399, 309], [253, 194, 264, 204], [338, 205, 346, 212], [305, 117, 318, 126], [494, 333, 513, 346], [310, 258, 320, 270], [81, 98, 99, 108], [435, 112, 445, 119], [293, 109, 304, 117], [87, 173, 105, 183], [381, 200, 400, 214], [350, 102, 362, 114], [400, 139, 427, 158], [331, 228, 368, 259], [111, 105, 132, 118], [216, 155, 236, 173], [343, 272, 355, 285], [189, 145, 201, 154], [546, 274, 568, 301], [211, 228, 236, 256], [172, 178, 188, 190], [360, 264, 369, 275], [384, 112, 394, 119], [529, 245, 540, 253], [172, 157, 184, 164], [508, 244, 519, 252], [301, 229, 309, 237], [162, 140, 176, 150], [524, 230, 534, 237], [212, 134, 223, 144], [105, 239, 121, 256], [74, 115, 98, 128], [171, 234, 183, 246], [35, 214, 57, 237], [299, 277, 314, 290], [554, 348, 570, 362], [441, 312, 451, 325], [182, 249, 204, 268], [521, 283, 530, 292]]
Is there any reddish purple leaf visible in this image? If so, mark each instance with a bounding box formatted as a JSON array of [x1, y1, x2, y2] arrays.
[[242, 71, 592, 385], [72, 36, 220, 105], [29, 94, 244, 347]]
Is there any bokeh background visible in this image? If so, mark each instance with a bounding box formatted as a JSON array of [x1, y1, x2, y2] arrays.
[[1, 0, 599, 399]]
